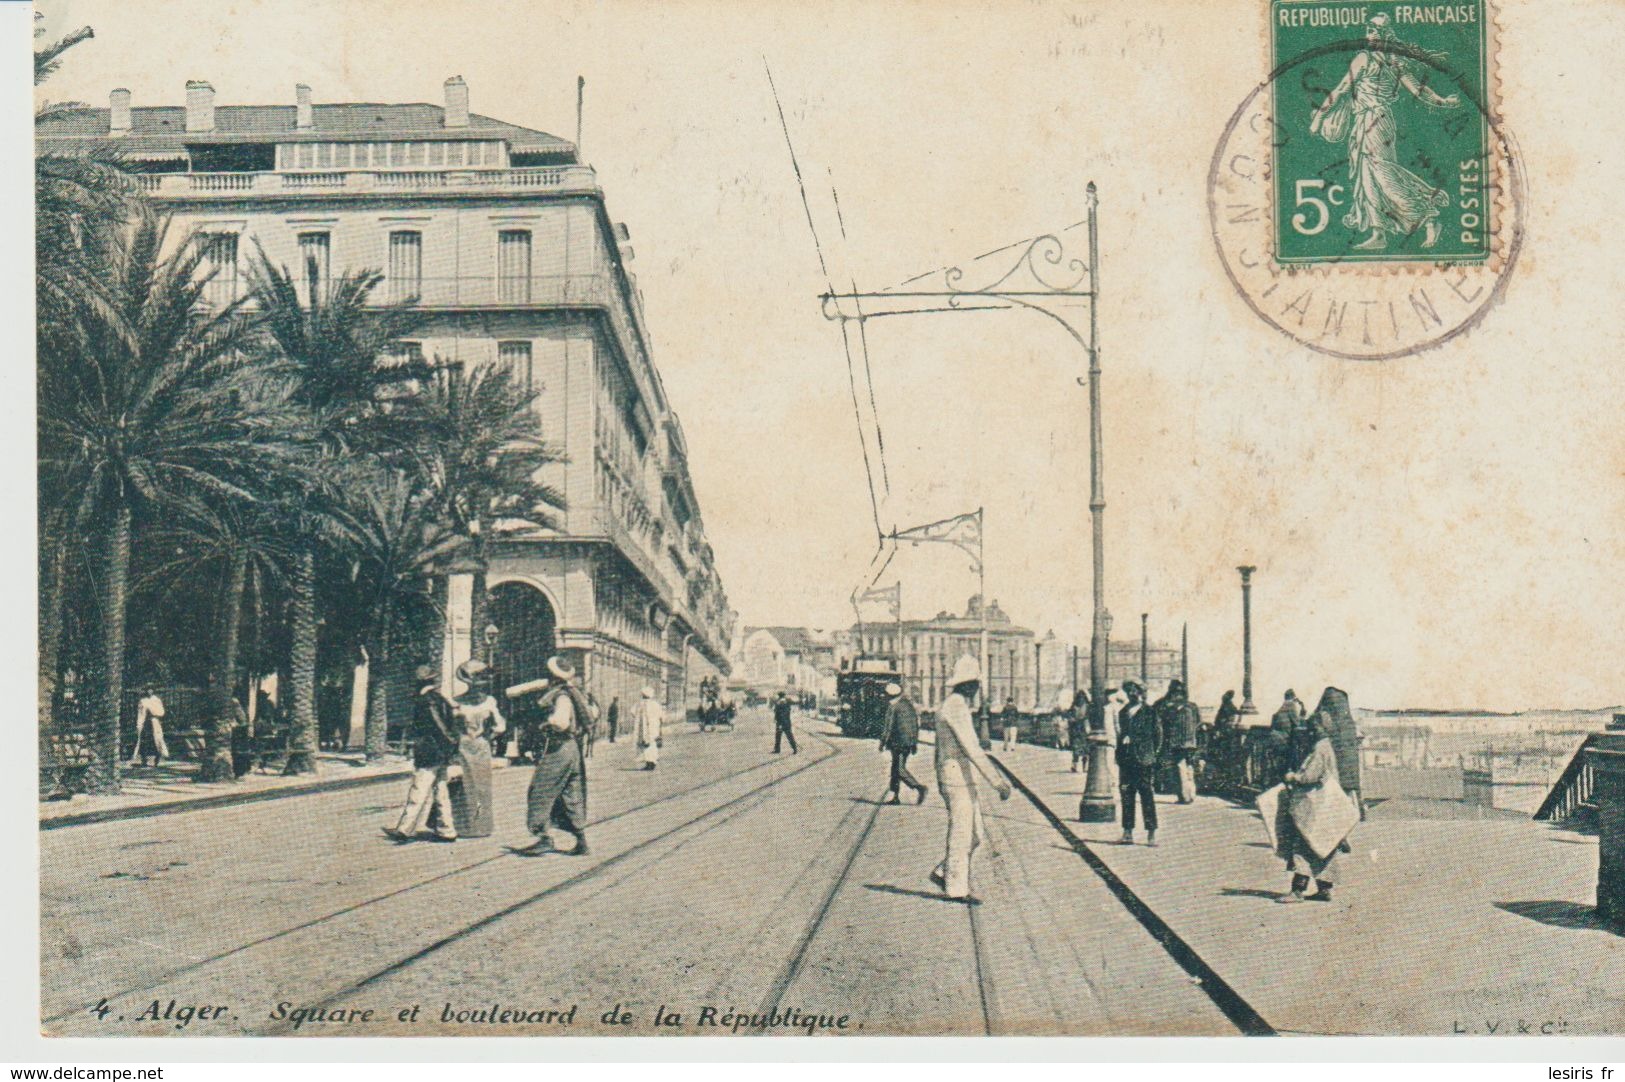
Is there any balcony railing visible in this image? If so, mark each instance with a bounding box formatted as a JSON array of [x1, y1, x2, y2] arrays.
[[136, 165, 599, 199]]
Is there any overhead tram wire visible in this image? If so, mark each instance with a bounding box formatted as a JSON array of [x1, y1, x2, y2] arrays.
[[764, 58, 883, 544], [829, 175, 890, 495]]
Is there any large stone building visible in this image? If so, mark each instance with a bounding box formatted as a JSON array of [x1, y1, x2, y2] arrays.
[[734, 627, 844, 698], [38, 77, 733, 712], [850, 598, 1183, 712]]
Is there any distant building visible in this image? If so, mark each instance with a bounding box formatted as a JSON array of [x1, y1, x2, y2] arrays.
[[848, 598, 1182, 711], [849, 596, 1035, 710], [735, 627, 842, 697]]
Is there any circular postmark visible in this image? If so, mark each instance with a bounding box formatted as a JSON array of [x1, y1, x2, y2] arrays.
[[1208, 24, 1524, 361]]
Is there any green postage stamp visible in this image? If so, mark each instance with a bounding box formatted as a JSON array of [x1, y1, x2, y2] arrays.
[[1271, 1, 1491, 264]]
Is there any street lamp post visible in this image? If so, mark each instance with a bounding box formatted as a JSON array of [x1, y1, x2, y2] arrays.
[[1238, 566, 1257, 715], [1140, 613, 1149, 686], [1079, 608, 1116, 821], [821, 187, 1105, 755]]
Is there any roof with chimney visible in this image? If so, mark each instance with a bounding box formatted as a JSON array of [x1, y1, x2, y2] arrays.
[[35, 102, 577, 162]]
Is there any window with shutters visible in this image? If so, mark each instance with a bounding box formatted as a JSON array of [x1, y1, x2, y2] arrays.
[[198, 232, 238, 306], [497, 230, 531, 304], [388, 231, 422, 303], [498, 341, 533, 391], [297, 232, 330, 299]]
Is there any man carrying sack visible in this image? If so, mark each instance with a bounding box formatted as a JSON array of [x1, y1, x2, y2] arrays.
[[511, 655, 593, 856]]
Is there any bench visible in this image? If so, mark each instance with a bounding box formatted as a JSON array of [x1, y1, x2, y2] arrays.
[[40, 731, 96, 800]]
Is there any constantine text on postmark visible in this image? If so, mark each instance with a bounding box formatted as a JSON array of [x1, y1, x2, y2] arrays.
[[1209, 0, 1523, 359]]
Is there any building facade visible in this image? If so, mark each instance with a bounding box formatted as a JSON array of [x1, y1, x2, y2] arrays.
[[734, 627, 843, 699], [847, 598, 1184, 713], [39, 77, 733, 713]]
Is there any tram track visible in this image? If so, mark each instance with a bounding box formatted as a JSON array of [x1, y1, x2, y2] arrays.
[[989, 754, 1277, 1037], [751, 792, 886, 1029], [262, 730, 849, 1034], [43, 726, 842, 1029]]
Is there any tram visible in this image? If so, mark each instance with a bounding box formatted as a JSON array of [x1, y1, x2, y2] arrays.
[[836, 656, 899, 739]]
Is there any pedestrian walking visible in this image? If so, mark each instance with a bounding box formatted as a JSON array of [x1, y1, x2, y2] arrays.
[[1271, 711, 1359, 903], [448, 660, 503, 839], [584, 692, 600, 759], [1115, 681, 1160, 846], [607, 696, 621, 744], [383, 665, 459, 843], [878, 683, 928, 805], [1269, 690, 1306, 787], [771, 690, 798, 755], [1067, 690, 1091, 772], [632, 686, 664, 770], [1000, 697, 1021, 751], [514, 655, 592, 856], [1161, 680, 1201, 804], [129, 685, 168, 768], [928, 656, 1011, 903]]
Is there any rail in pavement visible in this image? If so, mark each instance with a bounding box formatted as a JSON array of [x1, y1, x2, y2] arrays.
[[993, 740, 1622, 1036]]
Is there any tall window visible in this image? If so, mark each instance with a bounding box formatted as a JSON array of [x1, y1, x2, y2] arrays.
[[198, 232, 238, 306], [388, 230, 422, 302], [497, 229, 531, 304], [298, 232, 330, 299], [498, 341, 533, 391]]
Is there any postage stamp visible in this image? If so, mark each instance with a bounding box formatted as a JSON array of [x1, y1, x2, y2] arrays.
[[1208, 0, 1522, 359], [1271, 1, 1492, 264]]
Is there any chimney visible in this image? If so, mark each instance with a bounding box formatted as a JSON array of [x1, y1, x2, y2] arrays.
[[185, 80, 215, 132], [443, 75, 469, 128], [109, 88, 131, 135], [295, 84, 313, 130]]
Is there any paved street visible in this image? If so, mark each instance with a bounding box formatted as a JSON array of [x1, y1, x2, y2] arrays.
[[41, 708, 1620, 1039]]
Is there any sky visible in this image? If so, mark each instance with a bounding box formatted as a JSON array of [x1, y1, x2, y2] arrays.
[[34, 0, 1625, 711]]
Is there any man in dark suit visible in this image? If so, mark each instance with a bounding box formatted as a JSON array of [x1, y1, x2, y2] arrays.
[[878, 683, 928, 804], [384, 665, 459, 843], [772, 690, 798, 754], [1115, 680, 1161, 846]]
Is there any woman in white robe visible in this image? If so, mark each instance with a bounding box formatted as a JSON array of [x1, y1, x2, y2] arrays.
[[1276, 711, 1360, 904], [632, 687, 664, 770]]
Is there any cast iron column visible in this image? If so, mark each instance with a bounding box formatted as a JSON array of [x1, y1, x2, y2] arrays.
[[1238, 565, 1257, 715]]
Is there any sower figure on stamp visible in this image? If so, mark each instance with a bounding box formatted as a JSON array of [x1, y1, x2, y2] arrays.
[[929, 656, 1011, 904], [878, 682, 928, 805], [513, 655, 592, 857], [1116, 680, 1161, 847], [1309, 12, 1461, 251], [771, 689, 798, 755], [384, 665, 459, 843]]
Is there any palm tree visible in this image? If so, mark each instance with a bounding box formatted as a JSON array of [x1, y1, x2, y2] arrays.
[[38, 210, 307, 791], [331, 466, 462, 759], [34, 18, 133, 737], [135, 501, 298, 781], [247, 254, 430, 774], [419, 363, 567, 666]]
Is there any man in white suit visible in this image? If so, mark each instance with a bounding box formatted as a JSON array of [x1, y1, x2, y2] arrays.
[[929, 655, 1011, 903]]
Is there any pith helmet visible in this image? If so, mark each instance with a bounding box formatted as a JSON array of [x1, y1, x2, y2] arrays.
[[547, 655, 576, 681], [948, 655, 981, 688], [885, 683, 902, 697]]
